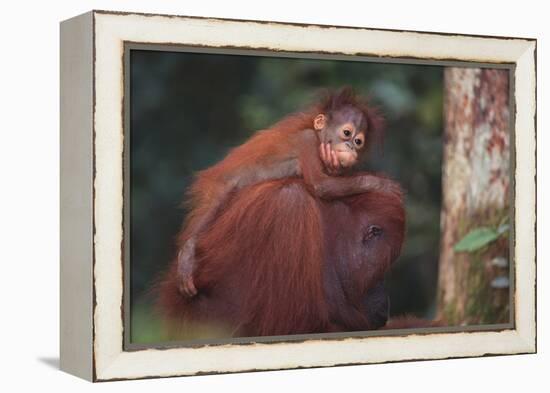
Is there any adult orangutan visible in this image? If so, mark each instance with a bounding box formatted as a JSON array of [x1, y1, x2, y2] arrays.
[[158, 175, 407, 339]]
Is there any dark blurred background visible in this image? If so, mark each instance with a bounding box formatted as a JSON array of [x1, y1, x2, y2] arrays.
[[129, 49, 444, 343]]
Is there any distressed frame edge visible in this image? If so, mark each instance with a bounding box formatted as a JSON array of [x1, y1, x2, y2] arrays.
[[88, 11, 537, 382], [59, 11, 95, 381], [512, 40, 537, 354], [91, 8, 537, 42]]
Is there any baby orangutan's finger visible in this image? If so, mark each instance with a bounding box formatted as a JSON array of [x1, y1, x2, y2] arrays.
[[319, 143, 328, 165], [322, 143, 333, 170], [178, 277, 198, 297], [327, 144, 338, 171], [330, 149, 341, 170]]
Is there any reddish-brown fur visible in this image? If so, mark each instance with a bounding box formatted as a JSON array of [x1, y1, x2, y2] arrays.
[[177, 88, 385, 257], [158, 174, 406, 338]]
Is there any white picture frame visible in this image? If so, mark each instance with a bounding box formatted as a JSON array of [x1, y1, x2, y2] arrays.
[[60, 10, 536, 382]]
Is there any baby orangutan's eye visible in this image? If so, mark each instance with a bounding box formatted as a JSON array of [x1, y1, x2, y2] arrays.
[[343, 129, 351, 137], [363, 225, 383, 243], [354, 138, 363, 146]]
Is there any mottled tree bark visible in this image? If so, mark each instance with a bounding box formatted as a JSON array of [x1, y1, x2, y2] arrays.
[[438, 68, 511, 325]]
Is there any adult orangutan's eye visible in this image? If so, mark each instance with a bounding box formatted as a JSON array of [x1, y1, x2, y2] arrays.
[[363, 225, 383, 243]]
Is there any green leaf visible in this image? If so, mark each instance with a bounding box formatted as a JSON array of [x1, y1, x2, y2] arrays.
[[454, 227, 500, 253]]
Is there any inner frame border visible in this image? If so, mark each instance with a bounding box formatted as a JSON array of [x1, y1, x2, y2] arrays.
[[121, 41, 517, 352]]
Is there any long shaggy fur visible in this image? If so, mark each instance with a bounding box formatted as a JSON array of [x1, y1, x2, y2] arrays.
[[159, 88, 408, 338], [158, 175, 406, 338]]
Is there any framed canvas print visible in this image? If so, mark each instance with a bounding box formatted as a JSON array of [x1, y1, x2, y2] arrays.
[[60, 10, 537, 382]]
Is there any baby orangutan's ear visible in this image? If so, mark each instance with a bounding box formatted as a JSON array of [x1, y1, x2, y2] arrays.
[[313, 114, 326, 131]]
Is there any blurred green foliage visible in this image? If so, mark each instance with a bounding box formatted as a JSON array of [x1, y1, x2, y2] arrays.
[[129, 50, 443, 343]]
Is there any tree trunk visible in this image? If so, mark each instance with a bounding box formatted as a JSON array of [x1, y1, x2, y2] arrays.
[[438, 68, 511, 326]]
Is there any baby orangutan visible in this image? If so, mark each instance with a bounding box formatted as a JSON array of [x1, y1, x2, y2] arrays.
[[176, 87, 400, 297]]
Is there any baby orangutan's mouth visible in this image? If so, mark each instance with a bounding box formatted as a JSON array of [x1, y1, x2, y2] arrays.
[[334, 149, 358, 168]]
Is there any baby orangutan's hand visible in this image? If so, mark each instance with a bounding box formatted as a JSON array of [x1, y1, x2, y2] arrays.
[[319, 143, 342, 175], [177, 239, 198, 297]]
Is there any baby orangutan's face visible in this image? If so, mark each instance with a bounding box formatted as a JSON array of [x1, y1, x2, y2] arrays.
[[314, 107, 367, 170]]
